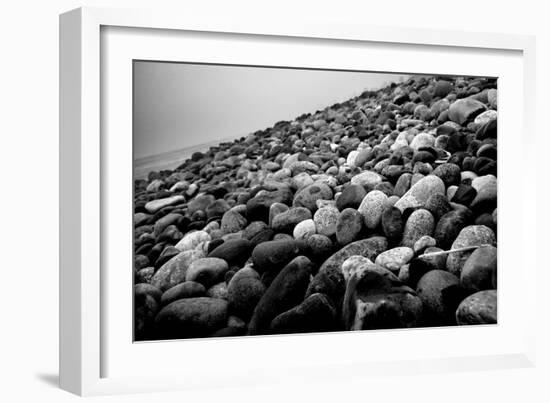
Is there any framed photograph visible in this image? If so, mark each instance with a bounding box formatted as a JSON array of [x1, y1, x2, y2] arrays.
[[60, 6, 537, 396]]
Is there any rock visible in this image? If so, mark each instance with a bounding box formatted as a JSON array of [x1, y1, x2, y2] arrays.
[[135, 255, 150, 272], [434, 80, 454, 97], [456, 290, 497, 325], [416, 270, 462, 325], [350, 171, 383, 190], [346, 150, 360, 167], [175, 230, 211, 252], [424, 193, 452, 220], [413, 235, 436, 254], [447, 186, 458, 200], [270, 293, 337, 334], [358, 190, 388, 229], [205, 282, 229, 299], [336, 208, 364, 245], [476, 119, 497, 140], [246, 188, 293, 222], [160, 281, 206, 306], [448, 98, 487, 125], [251, 239, 305, 273], [227, 268, 266, 320], [146, 179, 164, 192], [150, 249, 205, 292], [418, 246, 447, 270], [398, 264, 410, 284], [145, 195, 185, 214], [289, 161, 319, 175], [380, 206, 404, 241], [460, 245, 497, 291], [293, 183, 333, 212], [470, 175, 497, 213], [432, 163, 461, 187], [473, 157, 496, 176], [135, 283, 162, 302], [185, 257, 230, 287], [451, 184, 477, 206], [386, 195, 399, 207], [155, 297, 228, 338], [487, 89, 497, 109], [446, 225, 496, 276], [475, 212, 496, 230], [476, 144, 497, 160], [153, 213, 181, 237], [220, 210, 247, 234], [135, 284, 160, 340], [306, 234, 334, 263], [315, 198, 336, 209], [430, 98, 450, 118], [343, 270, 423, 330], [394, 175, 445, 212], [271, 207, 312, 233], [307, 237, 388, 305], [293, 219, 317, 239], [242, 221, 268, 240], [154, 246, 181, 269], [394, 173, 412, 197], [336, 184, 367, 210], [134, 212, 151, 227], [291, 172, 314, 190], [434, 209, 472, 249], [187, 194, 215, 215], [205, 199, 231, 220], [208, 239, 253, 266], [474, 110, 497, 126], [354, 148, 374, 167], [409, 133, 435, 151], [227, 315, 246, 329], [210, 326, 246, 337], [401, 209, 435, 248], [248, 256, 313, 335], [268, 203, 289, 227], [313, 206, 340, 236], [375, 247, 414, 272], [341, 256, 398, 283], [136, 267, 155, 283]]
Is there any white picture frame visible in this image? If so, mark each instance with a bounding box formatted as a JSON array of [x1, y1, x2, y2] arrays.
[[59, 6, 537, 396]]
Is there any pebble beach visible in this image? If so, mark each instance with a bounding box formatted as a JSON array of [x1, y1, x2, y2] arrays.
[[134, 75, 498, 341]]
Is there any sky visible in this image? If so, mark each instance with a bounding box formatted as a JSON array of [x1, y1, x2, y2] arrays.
[[133, 62, 408, 160]]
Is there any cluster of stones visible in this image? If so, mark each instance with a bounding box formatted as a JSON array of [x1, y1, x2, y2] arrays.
[[134, 75, 498, 340]]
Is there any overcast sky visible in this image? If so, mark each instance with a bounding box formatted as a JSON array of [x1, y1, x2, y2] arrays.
[[133, 62, 407, 159]]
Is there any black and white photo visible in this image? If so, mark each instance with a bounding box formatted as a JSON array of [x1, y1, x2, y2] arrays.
[[133, 62, 498, 341]]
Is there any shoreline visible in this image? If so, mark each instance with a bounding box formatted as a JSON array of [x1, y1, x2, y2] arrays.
[[134, 135, 242, 180]]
